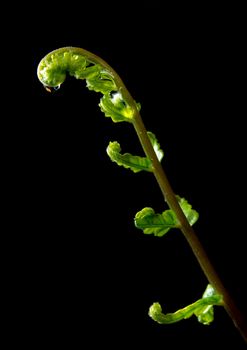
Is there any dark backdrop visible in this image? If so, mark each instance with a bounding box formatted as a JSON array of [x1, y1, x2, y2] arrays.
[[28, 3, 246, 348]]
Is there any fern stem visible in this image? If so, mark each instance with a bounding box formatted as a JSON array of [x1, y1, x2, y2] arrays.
[[132, 110, 247, 343]]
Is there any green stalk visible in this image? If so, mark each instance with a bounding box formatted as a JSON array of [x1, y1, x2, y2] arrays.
[[132, 108, 247, 343]]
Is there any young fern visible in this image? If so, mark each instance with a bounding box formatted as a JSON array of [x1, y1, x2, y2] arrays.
[[37, 47, 247, 343]]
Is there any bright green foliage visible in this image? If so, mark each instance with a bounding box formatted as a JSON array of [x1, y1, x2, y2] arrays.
[[147, 131, 164, 161], [107, 142, 152, 172], [149, 284, 223, 325], [86, 69, 117, 93], [38, 50, 94, 87], [134, 207, 178, 236], [37, 47, 137, 123], [99, 92, 135, 123], [106, 131, 163, 172], [134, 196, 199, 237], [178, 196, 199, 226], [194, 283, 220, 325]]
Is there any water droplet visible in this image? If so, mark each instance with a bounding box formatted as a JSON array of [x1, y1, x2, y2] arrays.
[[44, 85, 61, 93]]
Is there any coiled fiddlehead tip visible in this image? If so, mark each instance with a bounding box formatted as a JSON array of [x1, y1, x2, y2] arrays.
[[37, 48, 65, 88], [37, 47, 89, 88], [37, 47, 140, 122]]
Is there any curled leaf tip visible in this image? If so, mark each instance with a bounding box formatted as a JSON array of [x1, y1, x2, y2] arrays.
[[148, 284, 223, 326], [106, 132, 164, 173], [149, 303, 163, 323], [106, 141, 152, 172], [147, 131, 164, 162], [99, 92, 135, 123], [37, 47, 139, 123]]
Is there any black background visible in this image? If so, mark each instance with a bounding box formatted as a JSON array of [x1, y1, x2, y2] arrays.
[[27, 2, 246, 348]]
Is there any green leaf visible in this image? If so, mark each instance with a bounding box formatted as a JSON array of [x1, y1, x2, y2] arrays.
[[106, 132, 164, 173], [86, 69, 118, 94], [176, 196, 199, 226], [134, 207, 178, 237], [147, 131, 164, 162], [99, 92, 135, 123], [106, 142, 152, 173], [194, 284, 221, 325], [134, 197, 199, 237], [149, 284, 223, 325], [72, 62, 101, 80]]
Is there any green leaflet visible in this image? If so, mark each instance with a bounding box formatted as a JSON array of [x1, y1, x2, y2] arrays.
[[178, 196, 199, 226], [134, 196, 199, 237], [107, 142, 152, 173], [99, 92, 135, 123], [86, 70, 117, 94], [148, 131, 164, 162], [106, 131, 164, 172], [134, 207, 178, 236], [149, 284, 223, 325], [194, 283, 220, 325]]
